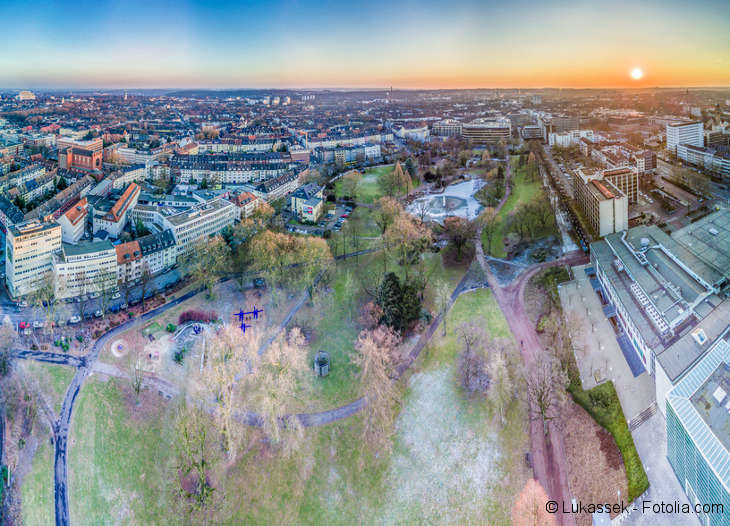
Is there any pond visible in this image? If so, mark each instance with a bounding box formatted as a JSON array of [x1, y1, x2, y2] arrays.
[[407, 178, 485, 223]]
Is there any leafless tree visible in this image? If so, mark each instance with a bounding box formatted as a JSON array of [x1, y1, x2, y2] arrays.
[[139, 265, 153, 310], [524, 353, 567, 436]]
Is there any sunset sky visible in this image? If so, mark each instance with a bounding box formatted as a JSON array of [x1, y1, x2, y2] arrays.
[[2, 0, 729, 89]]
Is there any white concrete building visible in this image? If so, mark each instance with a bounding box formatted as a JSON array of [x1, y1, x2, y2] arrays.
[[5, 220, 62, 298], [666, 121, 703, 154], [52, 241, 117, 299], [57, 197, 88, 244]]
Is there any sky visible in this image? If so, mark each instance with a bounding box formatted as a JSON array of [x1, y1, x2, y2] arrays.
[[1, 0, 729, 89]]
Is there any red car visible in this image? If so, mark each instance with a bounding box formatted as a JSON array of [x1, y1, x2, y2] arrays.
[[18, 321, 29, 329]]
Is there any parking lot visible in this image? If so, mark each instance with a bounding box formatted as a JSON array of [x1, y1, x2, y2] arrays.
[[286, 203, 352, 236]]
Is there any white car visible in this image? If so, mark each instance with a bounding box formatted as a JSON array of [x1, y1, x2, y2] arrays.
[[32, 320, 45, 329], [89, 292, 100, 299], [112, 292, 121, 300], [68, 315, 81, 324], [94, 310, 103, 318]]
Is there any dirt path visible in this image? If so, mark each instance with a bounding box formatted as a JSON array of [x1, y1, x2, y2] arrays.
[[474, 156, 587, 526]]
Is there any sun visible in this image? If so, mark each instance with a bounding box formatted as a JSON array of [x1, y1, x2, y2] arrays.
[[630, 67, 643, 80]]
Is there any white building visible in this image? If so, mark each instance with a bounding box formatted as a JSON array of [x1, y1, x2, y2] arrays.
[[161, 199, 240, 256], [57, 197, 88, 244], [5, 220, 62, 298], [666, 121, 703, 154], [53, 241, 117, 299], [548, 129, 594, 147]]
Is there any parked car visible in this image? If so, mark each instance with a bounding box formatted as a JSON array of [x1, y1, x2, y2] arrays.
[[94, 310, 103, 318], [64, 298, 74, 304], [18, 321, 30, 329], [32, 320, 45, 329], [89, 292, 100, 299], [68, 315, 81, 324], [111, 292, 121, 300], [18, 301, 28, 308], [120, 302, 128, 310]]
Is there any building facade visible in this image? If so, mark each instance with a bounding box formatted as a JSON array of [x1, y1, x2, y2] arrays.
[[5, 220, 62, 298], [667, 121, 704, 155], [52, 241, 117, 299]]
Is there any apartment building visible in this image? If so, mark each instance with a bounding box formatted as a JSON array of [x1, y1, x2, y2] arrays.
[[0, 195, 24, 230], [290, 184, 324, 223], [137, 229, 176, 275], [548, 129, 594, 147], [111, 164, 147, 189], [52, 240, 117, 299], [161, 199, 239, 256], [230, 191, 262, 218], [57, 197, 88, 243], [171, 152, 293, 185], [115, 240, 144, 284], [0, 163, 46, 192], [602, 167, 640, 204], [667, 121, 703, 154], [5, 220, 62, 298], [573, 169, 629, 237]]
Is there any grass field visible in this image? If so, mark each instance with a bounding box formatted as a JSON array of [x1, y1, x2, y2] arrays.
[[65, 286, 526, 525], [18, 361, 76, 414], [334, 164, 420, 204], [481, 156, 545, 258], [21, 441, 54, 526]]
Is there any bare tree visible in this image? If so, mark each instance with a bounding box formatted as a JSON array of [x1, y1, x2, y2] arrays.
[[130, 342, 144, 405], [512, 479, 557, 526], [139, 265, 153, 310], [181, 235, 231, 299], [201, 325, 258, 462], [0, 319, 18, 377], [412, 198, 434, 224], [434, 279, 452, 336], [30, 271, 57, 333], [75, 271, 92, 319], [95, 269, 117, 317], [250, 328, 311, 457], [353, 327, 402, 452], [524, 353, 567, 435], [173, 403, 217, 519]]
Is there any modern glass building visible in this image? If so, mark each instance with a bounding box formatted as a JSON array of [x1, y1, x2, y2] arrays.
[[666, 339, 730, 526]]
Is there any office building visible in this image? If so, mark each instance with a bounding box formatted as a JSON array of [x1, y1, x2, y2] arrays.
[[677, 144, 730, 180], [90, 183, 141, 238], [431, 119, 462, 138], [52, 241, 117, 299], [161, 199, 240, 256], [590, 209, 730, 414], [666, 339, 730, 526], [573, 168, 629, 236], [461, 118, 511, 143], [667, 121, 704, 155], [5, 220, 62, 298]]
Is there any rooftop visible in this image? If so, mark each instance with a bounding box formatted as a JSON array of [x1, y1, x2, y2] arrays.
[[62, 240, 114, 258], [667, 339, 730, 492], [671, 208, 730, 284]]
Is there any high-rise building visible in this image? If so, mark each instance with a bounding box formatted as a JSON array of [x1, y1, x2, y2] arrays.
[[52, 241, 117, 299], [5, 220, 62, 298], [572, 169, 628, 237], [666, 338, 730, 526], [666, 121, 703, 154]]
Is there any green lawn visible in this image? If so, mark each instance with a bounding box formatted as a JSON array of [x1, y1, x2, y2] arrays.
[[481, 156, 545, 258], [68, 378, 174, 525], [21, 441, 54, 526], [335, 164, 420, 204], [65, 286, 524, 525], [19, 361, 76, 414]]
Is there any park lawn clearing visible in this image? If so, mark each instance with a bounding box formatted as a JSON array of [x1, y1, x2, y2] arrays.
[[481, 156, 545, 258], [380, 288, 527, 524], [141, 321, 163, 337], [21, 441, 54, 526], [68, 377, 174, 525], [18, 361, 76, 414]]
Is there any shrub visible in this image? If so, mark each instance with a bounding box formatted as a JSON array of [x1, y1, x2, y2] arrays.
[[178, 309, 218, 325], [76, 335, 83, 342], [166, 323, 177, 333]]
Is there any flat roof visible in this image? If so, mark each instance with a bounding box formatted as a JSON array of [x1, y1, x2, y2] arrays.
[[667, 339, 730, 492], [671, 208, 730, 284], [63, 240, 114, 258]]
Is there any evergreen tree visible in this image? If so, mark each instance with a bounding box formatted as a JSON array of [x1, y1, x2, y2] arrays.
[[377, 272, 402, 329]]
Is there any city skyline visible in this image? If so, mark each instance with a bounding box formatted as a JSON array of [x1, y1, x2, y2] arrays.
[[2, 0, 730, 90]]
